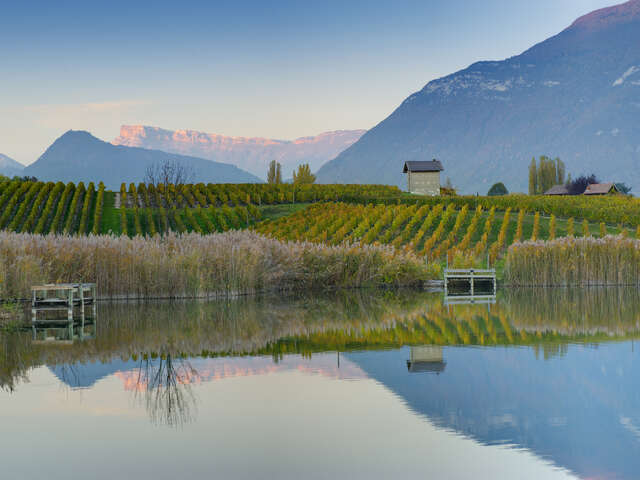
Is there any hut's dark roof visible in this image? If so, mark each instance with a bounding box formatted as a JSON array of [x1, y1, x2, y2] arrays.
[[403, 160, 444, 173], [544, 185, 569, 195], [584, 183, 618, 195]]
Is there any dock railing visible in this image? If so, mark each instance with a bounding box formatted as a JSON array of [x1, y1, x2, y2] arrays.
[[444, 268, 496, 296]]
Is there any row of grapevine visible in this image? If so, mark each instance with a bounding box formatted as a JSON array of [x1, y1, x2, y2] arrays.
[[358, 193, 640, 227], [114, 204, 260, 237], [116, 182, 402, 209], [92, 183, 105, 235], [255, 202, 634, 262]]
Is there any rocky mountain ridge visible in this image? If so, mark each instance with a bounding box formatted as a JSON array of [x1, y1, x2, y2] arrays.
[[113, 125, 366, 179]]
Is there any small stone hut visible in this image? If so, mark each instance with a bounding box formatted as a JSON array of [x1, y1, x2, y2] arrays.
[[403, 160, 444, 196]]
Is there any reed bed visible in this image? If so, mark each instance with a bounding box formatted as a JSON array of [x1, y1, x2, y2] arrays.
[[505, 235, 640, 286], [0, 231, 431, 299]]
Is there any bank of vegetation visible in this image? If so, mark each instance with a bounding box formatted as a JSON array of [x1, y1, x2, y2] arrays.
[[505, 235, 640, 286], [0, 231, 431, 299]]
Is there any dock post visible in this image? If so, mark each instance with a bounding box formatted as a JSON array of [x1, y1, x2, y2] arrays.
[[79, 283, 85, 317], [444, 269, 448, 297], [92, 284, 97, 317], [470, 269, 474, 296], [31, 289, 37, 322], [67, 288, 73, 322]]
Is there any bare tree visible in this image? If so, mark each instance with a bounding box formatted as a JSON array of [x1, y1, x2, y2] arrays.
[[132, 353, 200, 428], [144, 159, 194, 188]]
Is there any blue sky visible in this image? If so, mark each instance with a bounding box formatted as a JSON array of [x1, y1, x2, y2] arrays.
[[0, 0, 618, 164]]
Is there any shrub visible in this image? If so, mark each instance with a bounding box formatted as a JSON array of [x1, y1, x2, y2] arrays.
[[487, 182, 508, 196]]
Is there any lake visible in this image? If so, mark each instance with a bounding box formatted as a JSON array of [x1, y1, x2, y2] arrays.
[[1, 288, 640, 479]]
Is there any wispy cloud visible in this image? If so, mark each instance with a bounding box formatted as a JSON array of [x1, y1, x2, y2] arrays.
[[23, 99, 148, 116], [14, 99, 150, 133]]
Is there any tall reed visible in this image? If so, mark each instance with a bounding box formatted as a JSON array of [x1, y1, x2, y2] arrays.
[[505, 235, 640, 286], [0, 231, 432, 299]]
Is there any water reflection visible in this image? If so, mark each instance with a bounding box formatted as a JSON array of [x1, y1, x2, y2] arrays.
[[132, 354, 199, 428], [2, 288, 640, 478]]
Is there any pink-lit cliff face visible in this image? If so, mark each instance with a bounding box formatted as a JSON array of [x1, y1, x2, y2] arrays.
[[568, 0, 640, 31], [113, 125, 366, 179]]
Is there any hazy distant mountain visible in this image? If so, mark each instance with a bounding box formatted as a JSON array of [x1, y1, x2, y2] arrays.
[[113, 125, 366, 180], [0, 153, 24, 177], [317, 0, 640, 193], [24, 130, 261, 189]]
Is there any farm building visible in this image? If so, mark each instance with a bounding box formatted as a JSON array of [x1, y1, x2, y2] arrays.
[[403, 160, 443, 196], [544, 182, 620, 196], [544, 185, 569, 195], [584, 183, 619, 195]]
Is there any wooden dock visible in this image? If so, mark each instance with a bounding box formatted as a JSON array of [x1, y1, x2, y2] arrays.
[[444, 268, 496, 296], [31, 283, 96, 322]]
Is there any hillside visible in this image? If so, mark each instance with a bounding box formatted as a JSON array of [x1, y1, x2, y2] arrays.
[[113, 125, 366, 180], [317, 0, 640, 194], [0, 154, 24, 177], [24, 131, 261, 189]]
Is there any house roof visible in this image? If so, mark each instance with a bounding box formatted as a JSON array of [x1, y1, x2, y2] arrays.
[[544, 185, 569, 195], [584, 183, 618, 195], [403, 160, 444, 173]]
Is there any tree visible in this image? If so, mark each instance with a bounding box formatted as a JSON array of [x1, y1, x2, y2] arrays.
[[567, 174, 599, 195], [528, 158, 537, 195], [528, 156, 565, 194], [267, 160, 282, 184], [145, 159, 194, 188], [615, 182, 632, 195], [488, 182, 508, 196], [444, 177, 453, 189], [293, 163, 316, 184], [555, 157, 565, 185]]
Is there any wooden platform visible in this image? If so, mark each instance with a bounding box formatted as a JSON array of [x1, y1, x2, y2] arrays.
[[444, 268, 496, 296], [31, 283, 96, 322]]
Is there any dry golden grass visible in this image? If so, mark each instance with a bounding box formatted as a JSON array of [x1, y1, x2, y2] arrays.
[[505, 235, 640, 286], [0, 231, 433, 299]]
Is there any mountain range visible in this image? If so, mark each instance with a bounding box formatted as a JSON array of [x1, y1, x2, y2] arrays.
[[317, 0, 640, 193], [113, 125, 366, 180], [24, 130, 261, 189], [0, 153, 25, 177]]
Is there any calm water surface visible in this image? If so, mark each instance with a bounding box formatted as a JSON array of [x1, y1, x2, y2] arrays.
[[1, 289, 640, 479]]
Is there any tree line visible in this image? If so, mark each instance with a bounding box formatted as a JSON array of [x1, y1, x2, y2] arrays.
[[267, 160, 316, 185]]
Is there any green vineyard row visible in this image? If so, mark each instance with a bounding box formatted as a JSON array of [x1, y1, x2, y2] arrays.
[[0, 180, 401, 236], [255, 202, 636, 262]]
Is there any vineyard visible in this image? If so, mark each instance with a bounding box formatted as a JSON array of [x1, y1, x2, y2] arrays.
[[358, 193, 640, 226], [0, 177, 638, 268], [0, 180, 400, 236], [256, 202, 634, 263]]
